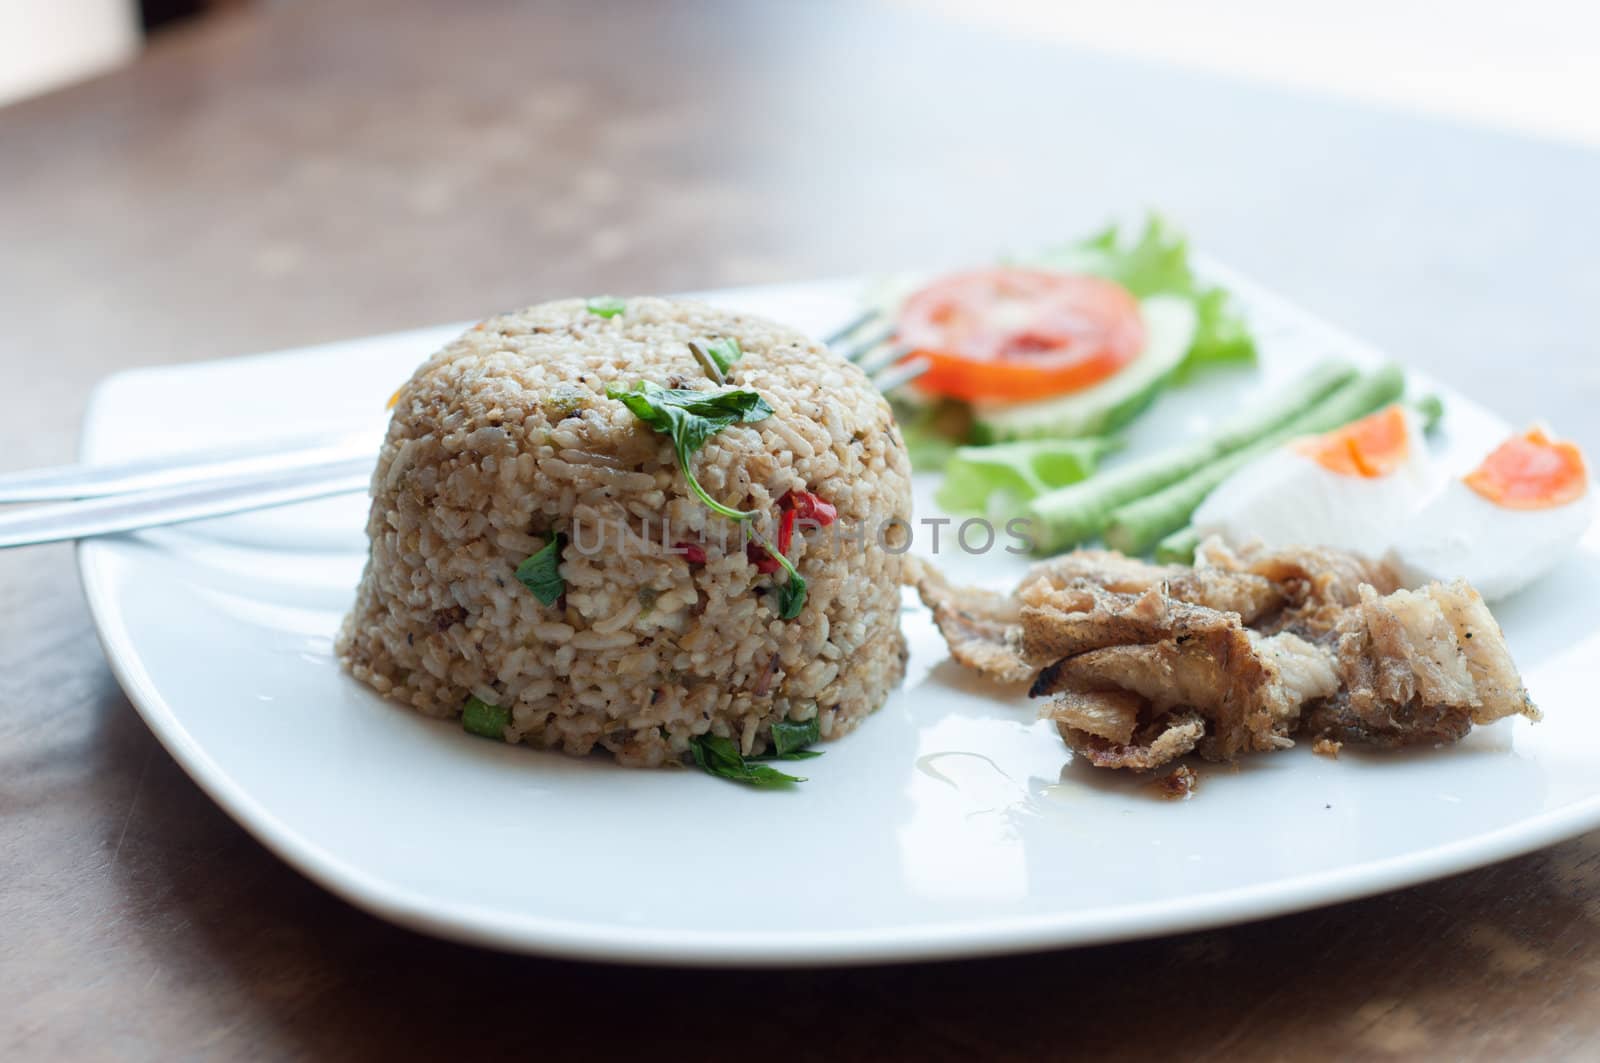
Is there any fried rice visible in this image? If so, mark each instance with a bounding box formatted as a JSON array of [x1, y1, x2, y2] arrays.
[[336, 297, 913, 766]]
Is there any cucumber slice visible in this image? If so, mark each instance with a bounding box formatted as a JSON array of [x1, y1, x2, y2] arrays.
[[969, 295, 1198, 442]]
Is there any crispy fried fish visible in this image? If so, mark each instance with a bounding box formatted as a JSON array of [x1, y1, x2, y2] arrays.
[[907, 557, 1031, 683], [912, 547, 1283, 684], [1303, 580, 1539, 747], [922, 538, 1537, 772]]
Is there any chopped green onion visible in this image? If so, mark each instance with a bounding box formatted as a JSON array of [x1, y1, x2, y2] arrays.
[[462, 696, 510, 739], [586, 296, 626, 319]]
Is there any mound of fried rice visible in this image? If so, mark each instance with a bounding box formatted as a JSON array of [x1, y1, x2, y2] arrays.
[[337, 297, 913, 766]]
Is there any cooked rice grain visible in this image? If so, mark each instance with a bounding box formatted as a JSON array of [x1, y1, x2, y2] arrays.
[[337, 297, 913, 766]]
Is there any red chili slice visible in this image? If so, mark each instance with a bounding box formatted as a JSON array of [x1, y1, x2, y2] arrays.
[[747, 539, 782, 573], [782, 490, 838, 526], [748, 490, 836, 571]]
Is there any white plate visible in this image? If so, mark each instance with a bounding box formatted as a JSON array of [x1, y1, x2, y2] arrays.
[[79, 272, 1600, 966]]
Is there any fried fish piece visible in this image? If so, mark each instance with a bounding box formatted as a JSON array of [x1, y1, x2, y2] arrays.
[[1040, 689, 1143, 745], [1017, 579, 1277, 664], [909, 558, 1031, 683], [1304, 580, 1539, 747], [919, 541, 1536, 774], [1055, 711, 1208, 771], [1195, 537, 1400, 638], [1035, 627, 1338, 765], [1431, 579, 1540, 724], [1025, 548, 1283, 623], [915, 547, 1281, 683]]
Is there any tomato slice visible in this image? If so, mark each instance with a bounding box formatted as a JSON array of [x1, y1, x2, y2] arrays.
[[1293, 405, 1411, 478], [895, 268, 1145, 403], [1465, 427, 1589, 509]]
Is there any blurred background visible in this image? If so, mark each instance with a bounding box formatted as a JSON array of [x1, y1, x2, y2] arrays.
[[9, 1, 1598, 142], [3, 0, 1598, 462]]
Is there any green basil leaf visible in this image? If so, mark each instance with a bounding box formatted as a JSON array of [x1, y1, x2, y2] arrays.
[[769, 717, 820, 756], [689, 734, 743, 772], [775, 557, 807, 620], [585, 296, 626, 318], [515, 534, 566, 605], [690, 734, 807, 787], [701, 337, 743, 374], [778, 582, 806, 619], [606, 380, 804, 618], [605, 382, 774, 521], [605, 381, 771, 427], [461, 696, 510, 739]]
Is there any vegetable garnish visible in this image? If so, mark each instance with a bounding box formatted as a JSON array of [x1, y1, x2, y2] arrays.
[[1099, 365, 1406, 555], [690, 734, 807, 787], [782, 489, 838, 525], [515, 534, 566, 605], [936, 437, 1118, 516], [607, 381, 811, 618], [897, 269, 1146, 403], [461, 696, 510, 739], [585, 296, 626, 318], [747, 491, 836, 618], [606, 382, 774, 520], [1465, 427, 1589, 510], [1022, 359, 1359, 552], [763, 717, 823, 760], [1034, 214, 1257, 375], [699, 338, 743, 375], [1293, 404, 1411, 478], [688, 339, 744, 384], [746, 527, 807, 620], [1155, 525, 1201, 565], [749, 490, 838, 570], [687, 342, 724, 384]]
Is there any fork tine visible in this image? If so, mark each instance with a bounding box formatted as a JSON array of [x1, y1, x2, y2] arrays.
[[822, 307, 879, 349], [868, 356, 929, 394], [857, 342, 912, 376], [839, 323, 896, 364]]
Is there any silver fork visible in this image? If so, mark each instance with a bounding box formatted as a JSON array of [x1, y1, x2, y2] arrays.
[[0, 312, 924, 548]]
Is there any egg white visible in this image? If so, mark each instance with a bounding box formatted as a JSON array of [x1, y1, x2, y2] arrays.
[[1387, 478, 1593, 601], [1193, 410, 1434, 556]]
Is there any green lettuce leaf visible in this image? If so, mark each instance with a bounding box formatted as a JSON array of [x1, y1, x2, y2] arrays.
[[936, 437, 1119, 516]]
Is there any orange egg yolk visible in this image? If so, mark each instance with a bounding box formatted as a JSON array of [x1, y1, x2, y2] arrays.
[[1464, 427, 1589, 510], [1293, 404, 1410, 478]]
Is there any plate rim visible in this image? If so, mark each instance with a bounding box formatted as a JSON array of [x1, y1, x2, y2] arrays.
[[76, 274, 1600, 967]]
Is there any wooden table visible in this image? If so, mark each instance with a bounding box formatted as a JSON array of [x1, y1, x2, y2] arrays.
[[3, 1, 1598, 1057]]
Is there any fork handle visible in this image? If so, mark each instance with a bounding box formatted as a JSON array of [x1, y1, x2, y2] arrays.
[[0, 458, 373, 548]]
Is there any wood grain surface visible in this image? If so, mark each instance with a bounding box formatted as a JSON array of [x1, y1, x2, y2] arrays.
[[2, 1, 1598, 1059]]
